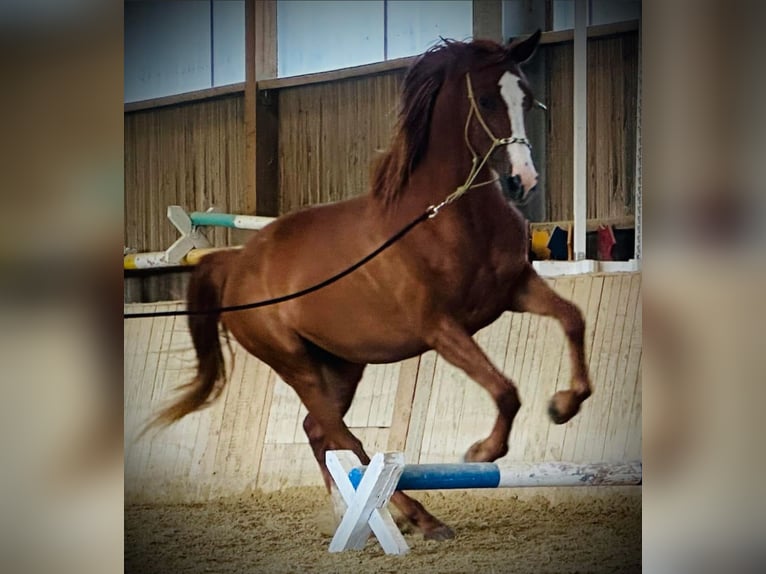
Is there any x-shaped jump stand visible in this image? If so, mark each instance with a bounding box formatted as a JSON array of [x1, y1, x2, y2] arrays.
[[325, 450, 410, 555], [164, 205, 212, 264]]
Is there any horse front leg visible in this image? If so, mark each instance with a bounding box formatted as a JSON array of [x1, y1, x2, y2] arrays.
[[428, 317, 521, 463], [510, 264, 592, 424]]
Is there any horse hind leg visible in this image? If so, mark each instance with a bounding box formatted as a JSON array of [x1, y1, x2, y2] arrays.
[[299, 353, 454, 541], [510, 263, 592, 424], [300, 356, 367, 513]]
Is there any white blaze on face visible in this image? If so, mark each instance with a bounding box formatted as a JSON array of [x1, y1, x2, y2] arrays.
[[498, 71, 538, 195]]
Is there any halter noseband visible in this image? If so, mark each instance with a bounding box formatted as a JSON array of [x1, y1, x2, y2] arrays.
[[465, 72, 532, 152], [428, 73, 532, 218]]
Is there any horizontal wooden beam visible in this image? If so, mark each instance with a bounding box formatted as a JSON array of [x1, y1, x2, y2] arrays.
[[530, 215, 635, 233], [124, 83, 245, 113], [257, 56, 418, 91], [540, 19, 639, 45]]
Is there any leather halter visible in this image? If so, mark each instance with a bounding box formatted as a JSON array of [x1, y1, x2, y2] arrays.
[[428, 73, 532, 218]]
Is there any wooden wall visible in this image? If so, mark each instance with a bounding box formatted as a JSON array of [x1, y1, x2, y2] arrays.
[[124, 272, 641, 503], [273, 32, 638, 218], [545, 32, 639, 221], [124, 94, 246, 253], [277, 70, 405, 214], [123, 31, 638, 253]]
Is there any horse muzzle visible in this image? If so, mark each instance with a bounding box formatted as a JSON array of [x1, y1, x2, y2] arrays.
[[501, 174, 537, 202]]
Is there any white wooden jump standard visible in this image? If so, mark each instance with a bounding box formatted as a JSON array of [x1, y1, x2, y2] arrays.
[[326, 450, 642, 555], [124, 206, 275, 269]]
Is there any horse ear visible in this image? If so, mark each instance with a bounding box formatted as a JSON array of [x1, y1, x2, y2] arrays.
[[509, 29, 541, 64]]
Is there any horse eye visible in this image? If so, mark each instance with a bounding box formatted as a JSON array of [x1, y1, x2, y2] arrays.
[[478, 96, 494, 110]]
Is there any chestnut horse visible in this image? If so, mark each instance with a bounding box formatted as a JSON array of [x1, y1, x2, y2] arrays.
[[152, 32, 591, 540]]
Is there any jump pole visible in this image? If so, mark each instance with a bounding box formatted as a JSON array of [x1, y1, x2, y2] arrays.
[[124, 206, 275, 270], [188, 210, 273, 231], [326, 450, 642, 555]]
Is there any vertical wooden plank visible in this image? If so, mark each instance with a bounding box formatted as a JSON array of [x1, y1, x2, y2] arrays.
[[507, 306, 544, 461], [622, 276, 643, 461], [263, 373, 302, 444], [212, 350, 279, 492], [572, 274, 623, 461], [523, 278, 576, 462], [346, 363, 397, 429], [560, 275, 604, 461], [246, 367, 278, 490], [501, 300, 533, 462], [453, 317, 510, 461], [387, 357, 421, 452], [623, 354, 642, 460], [588, 274, 632, 460], [403, 350, 437, 464], [257, 442, 323, 491], [420, 354, 465, 463], [601, 273, 641, 460], [128, 303, 173, 494], [141, 304, 178, 487], [370, 363, 398, 427], [124, 305, 157, 483], [156, 310, 197, 482], [219, 338, 254, 482], [167, 320, 203, 482], [542, 275, 593, 460], [140, 309, 172, 484]]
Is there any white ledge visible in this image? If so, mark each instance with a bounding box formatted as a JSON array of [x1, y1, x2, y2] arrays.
[[533, 259, 640, 277]]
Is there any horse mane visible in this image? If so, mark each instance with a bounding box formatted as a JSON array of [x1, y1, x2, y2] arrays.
[[371, 39, 512, 204]]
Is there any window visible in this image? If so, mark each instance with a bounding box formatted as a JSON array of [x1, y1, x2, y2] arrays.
[[276, 0, 473, 77], [124, 0, 245, 103], [553, 0, 641, 30]]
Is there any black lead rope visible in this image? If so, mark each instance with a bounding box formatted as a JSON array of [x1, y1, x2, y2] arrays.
[[123, 208, 434, 319]]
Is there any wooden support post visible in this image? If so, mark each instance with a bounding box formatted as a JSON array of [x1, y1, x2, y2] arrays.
[[544, 0, 554, 31], [572, 0, 588, 260], [473, 0, 503, 42], [245, 0, 278, 216], [634, 19, 642, 262]]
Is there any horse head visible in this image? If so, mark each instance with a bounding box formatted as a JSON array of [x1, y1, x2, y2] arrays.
[[375, 32, 542, 206], [457, 31, 542, 202]]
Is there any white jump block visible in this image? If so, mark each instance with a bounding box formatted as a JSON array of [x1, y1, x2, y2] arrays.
[[325, 450, 409, 555]]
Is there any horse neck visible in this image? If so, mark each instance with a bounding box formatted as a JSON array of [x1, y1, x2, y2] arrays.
[[403, 118, 493, 218], [370, 83, 500, 227]]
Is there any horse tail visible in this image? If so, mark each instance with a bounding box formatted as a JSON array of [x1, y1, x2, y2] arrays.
[[144, 249, 237, 433]]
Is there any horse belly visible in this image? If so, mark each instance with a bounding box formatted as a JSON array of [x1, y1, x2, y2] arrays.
[[290, 292, 427, 364]]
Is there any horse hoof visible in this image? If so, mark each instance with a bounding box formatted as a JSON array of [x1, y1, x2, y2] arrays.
[[548, 391, 579, 424], [463, 441, 485, 462], [424, 524, 455, 541], [463, 440, 506, 463]]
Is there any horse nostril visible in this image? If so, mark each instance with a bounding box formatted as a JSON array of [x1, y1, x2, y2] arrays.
[[501, 174, 524, 202]]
